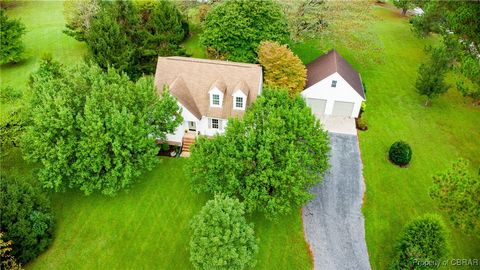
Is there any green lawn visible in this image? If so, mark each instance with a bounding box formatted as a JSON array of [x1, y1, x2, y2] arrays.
[[26, 158, 312, 270]]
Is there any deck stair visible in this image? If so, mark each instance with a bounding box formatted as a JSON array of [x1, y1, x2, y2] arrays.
[[180, 133, 196, 157]]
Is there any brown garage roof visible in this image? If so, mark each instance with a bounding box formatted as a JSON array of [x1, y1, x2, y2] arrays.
[[306, 49, 365, 99], [155, 57, 262, 119]]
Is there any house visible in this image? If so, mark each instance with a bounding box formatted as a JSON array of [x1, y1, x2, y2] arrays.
[[154, 57, 263, 152], [301, 49, 365, 118]]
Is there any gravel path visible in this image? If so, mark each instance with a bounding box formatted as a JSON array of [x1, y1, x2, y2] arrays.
[[303, 133, 371, 270]]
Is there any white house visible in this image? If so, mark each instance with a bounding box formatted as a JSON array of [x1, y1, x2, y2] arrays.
[[301, 49, 365, 118], [154, 57, 263, 153]]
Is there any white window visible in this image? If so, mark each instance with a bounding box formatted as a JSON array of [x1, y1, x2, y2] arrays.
[[235, 97, 244, 108], [331, 80, 337, 87], [210, 118, 219, 129], [212, 94, 220, 105]]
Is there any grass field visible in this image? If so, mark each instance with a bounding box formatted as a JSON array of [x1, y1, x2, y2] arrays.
[[26, 158, 312, 270]]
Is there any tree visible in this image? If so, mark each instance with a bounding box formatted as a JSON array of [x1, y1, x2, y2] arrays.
[[430, 159, 480, 233], [411, 1, 480, 103], [201, 0, 289, 63], [85, 1, 136, 78], [393, 0, 413, 16], [257, 41, 306, 96], [415, 46, 450, 106], [390, 215, 448, 270], [280, 0, 327, 41], [0, 9, 26, 64], [0, 106, 24, 156], [186, 88, 330, 218], [0, 232, 22, 270], [189, 194, 258, 270], [63, 0, 100, 41], [0, 174, 54, 264], [22, 58, 182, 196], [80, 0, 188, 80]]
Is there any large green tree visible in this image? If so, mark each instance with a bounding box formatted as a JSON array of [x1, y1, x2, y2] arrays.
[[430, 159, 480, 233], [0, 9, 26, 64], [201, 0, 289, 63], [79, 0, 188, 80], [186, 88, 330, 218], [23, 58, 182, 196], [0, 174, 54, 264], [190, 194, 258, 270], [415, 46, 450, 106], [411, 1, 480, 103], [390, 215, 449, 270]]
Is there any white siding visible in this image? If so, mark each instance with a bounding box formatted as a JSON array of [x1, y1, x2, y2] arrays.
[[301, 73, 364, 118]]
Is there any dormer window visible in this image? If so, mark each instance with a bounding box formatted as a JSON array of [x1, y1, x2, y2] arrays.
[[212, 94, 220, 106], [235, 97, 244, 109], [331, 80, 337, 87]]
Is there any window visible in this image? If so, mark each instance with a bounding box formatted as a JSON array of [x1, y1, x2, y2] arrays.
[[235, 97, 244, 108], [331, 80, 337, 87], [212, 94, 220, 106], [211, 118, 219, 129]]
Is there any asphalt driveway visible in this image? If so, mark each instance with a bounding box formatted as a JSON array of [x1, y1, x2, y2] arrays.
[[303, 133, 371, 270]]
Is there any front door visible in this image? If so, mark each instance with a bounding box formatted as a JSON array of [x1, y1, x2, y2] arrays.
[[188, 121, 196, 131]]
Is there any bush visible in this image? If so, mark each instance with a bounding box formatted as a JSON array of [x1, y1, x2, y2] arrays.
[[389, 141, 412, 166], [390, 215, 449, 270], [356, 118, 368, 131], [190, 194, 258, 270], [0, 174, 54, 264]]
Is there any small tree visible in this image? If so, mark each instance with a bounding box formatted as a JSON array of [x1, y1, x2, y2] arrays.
[[190, 194, 258, 270], [257, 41, 307, 96], [415, 46, 450, 106], [430, 159, 480, 232], [63, 0, 100, 41], [201, 0, 289, 63], [280, 0, 328, 41], [23, 58, 182, 196], [390, 215, 448, 270], [0, 174, 54, 264], [389, 141, 412, 166], [393, 0, 413, 16], [187, 88, 330, 218], [0, 9, 26, 64]]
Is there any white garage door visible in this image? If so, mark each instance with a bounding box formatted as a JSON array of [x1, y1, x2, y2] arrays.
[[306, 98, 327, 115], [332, 101, 354, 117]]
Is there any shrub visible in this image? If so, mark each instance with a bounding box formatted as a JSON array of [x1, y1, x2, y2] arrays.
[[161, 143, 169, 151], [390, 215, 449, 270], [0, 174, 54, 264], [389, 141, 412, 166], [356, 118, 368, 131], [190, 194, 258, 270]]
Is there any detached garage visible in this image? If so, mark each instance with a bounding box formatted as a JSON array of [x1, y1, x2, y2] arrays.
[[301, 49, 366, 118]]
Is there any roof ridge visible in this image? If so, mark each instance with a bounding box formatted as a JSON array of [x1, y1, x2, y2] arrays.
[[163, 56, 260, 69], [333, 49, 338, 72]]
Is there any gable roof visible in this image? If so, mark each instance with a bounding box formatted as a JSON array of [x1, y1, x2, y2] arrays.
[[306, 49, 365, 99], [155, 57, 262, 119]]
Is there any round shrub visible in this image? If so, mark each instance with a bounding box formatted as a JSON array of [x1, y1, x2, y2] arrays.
[[0, 174, 54, 264], [389, 141, 412, 166], [190, 194, 258, 270], [391, 215, 449, 269]]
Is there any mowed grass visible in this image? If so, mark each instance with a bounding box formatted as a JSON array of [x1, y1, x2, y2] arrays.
[[293, 5, 480, 270], [27, 158, 312, 270]]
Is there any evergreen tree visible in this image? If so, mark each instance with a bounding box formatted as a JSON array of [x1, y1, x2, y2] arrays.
[[415, 46, 450, 106], [0, 9, 26, 64]]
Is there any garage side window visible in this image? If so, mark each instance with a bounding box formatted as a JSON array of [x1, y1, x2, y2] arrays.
[[331, 80, 337, 87]]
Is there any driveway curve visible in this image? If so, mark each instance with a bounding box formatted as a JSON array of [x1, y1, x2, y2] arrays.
[[302, 133, 371, 270]]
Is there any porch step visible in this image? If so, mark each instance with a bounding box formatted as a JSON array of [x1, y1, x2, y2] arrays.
[[181, 134, 196, 157]]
